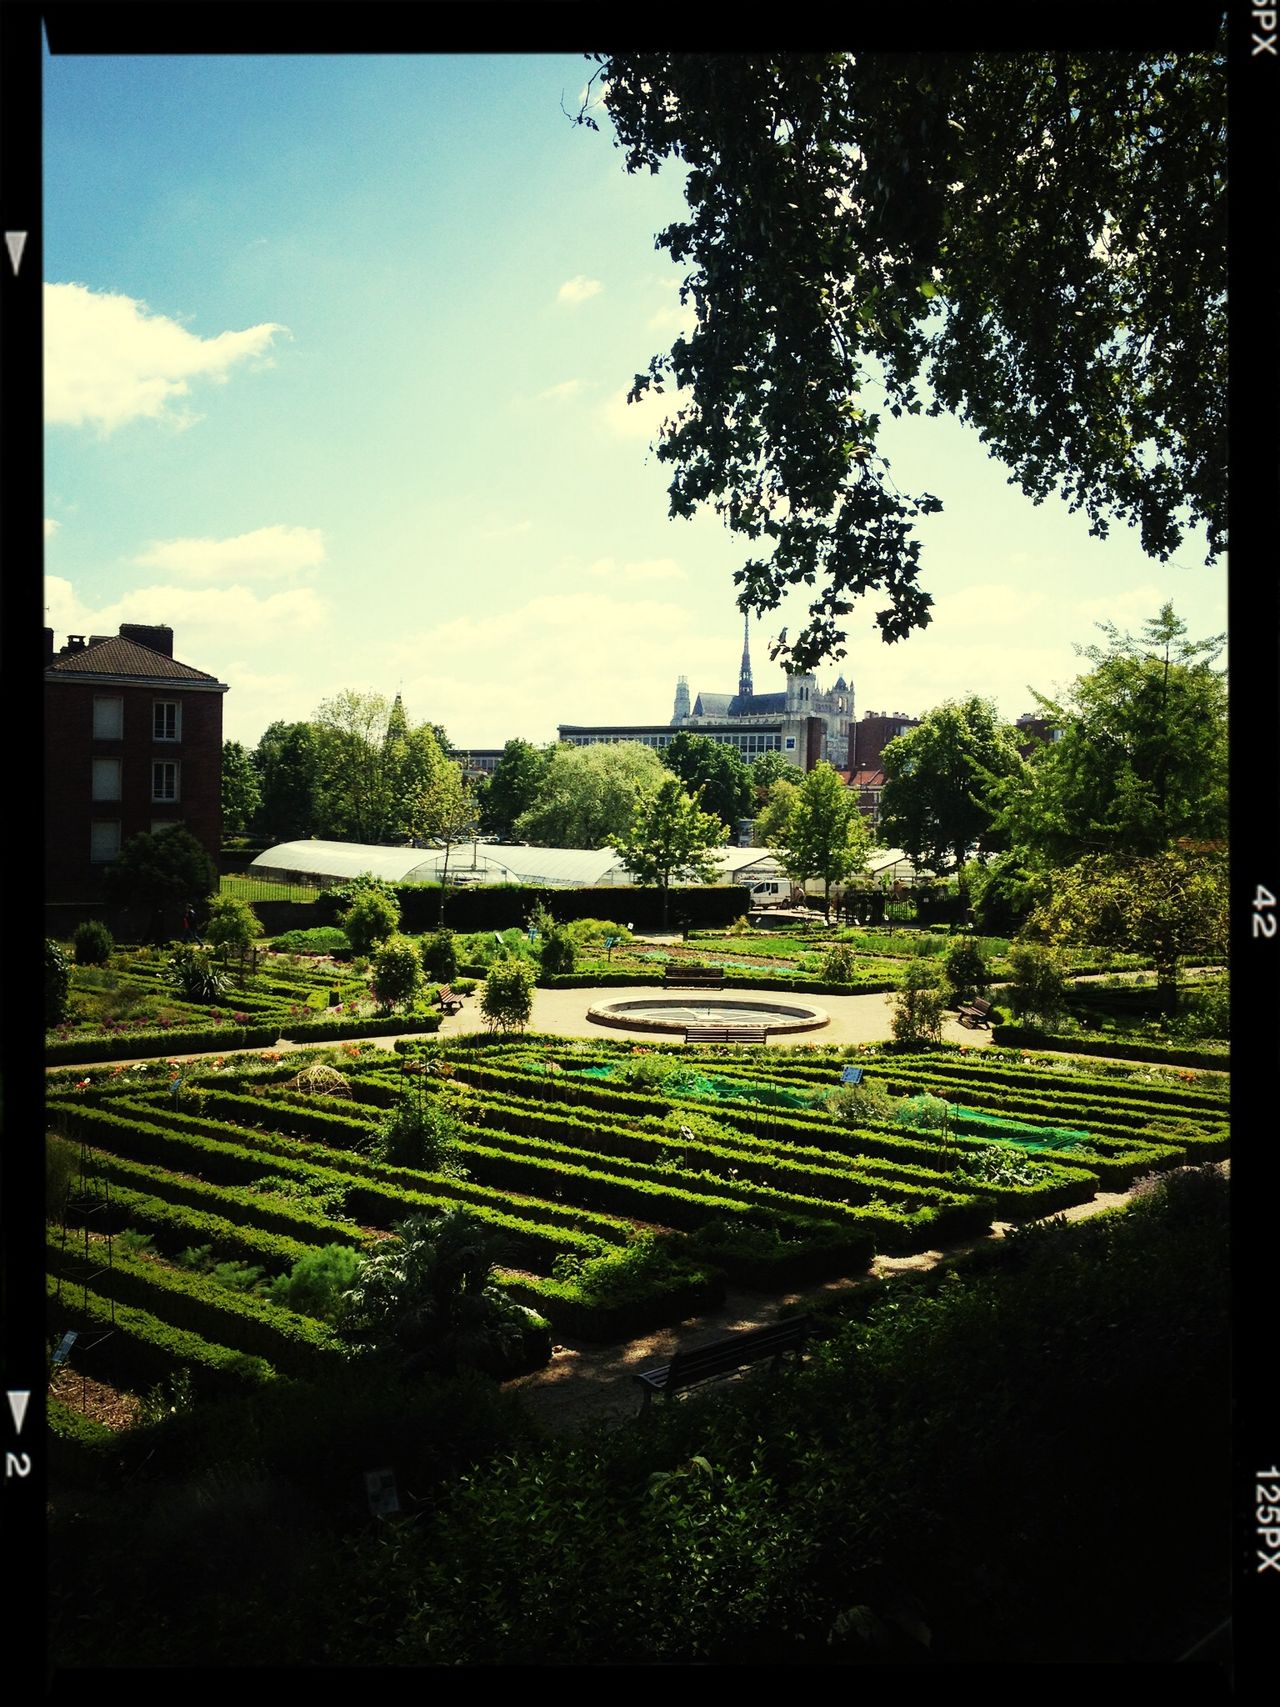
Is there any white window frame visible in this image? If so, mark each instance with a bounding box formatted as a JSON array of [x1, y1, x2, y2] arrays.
[[152, 760, 180, 803], [90, 821, 121, 863], [153, 700, 181, 742], [92, 696, 123, 739], [91, 757, 122, 802]]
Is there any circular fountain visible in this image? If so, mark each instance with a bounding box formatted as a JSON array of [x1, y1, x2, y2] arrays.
[[585, 995, 830, 1036]]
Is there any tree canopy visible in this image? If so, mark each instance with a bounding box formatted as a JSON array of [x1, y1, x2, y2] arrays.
[[660, 730, 754, 830], [584, 47, 1225, 668], [478, 739, 553, 839], [221, 740, 262, 837], [252, 720, 320, 842], [992, 603, 1227, 866], [513, 741, 667, 848], [879, 697, 1025, 875]]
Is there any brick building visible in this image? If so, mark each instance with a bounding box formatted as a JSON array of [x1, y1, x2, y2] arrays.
[[45, 624, 229, 903], [850, 710, 921, 772]]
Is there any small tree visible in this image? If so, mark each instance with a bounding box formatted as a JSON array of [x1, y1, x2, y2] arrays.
[[371, 935, 424, 1013], [821, 941, 860, 985], [203, 894, 265, 953], [72, 919, 114, 966], [371, 1088, 467, 1175], [767, 761, 870, 919], [344, 888, 401, 955], [941, 935, 990, 1008], [421, 929, 459, 982], [480, 954, 536, 1033], [1005, 942, 1069, 1028], [609, 776, 728, 928], [891, 959, 944, 1047], [539, 923, 577, 977], [46, 940, 72, 1026], [102, 825, 218, 937]]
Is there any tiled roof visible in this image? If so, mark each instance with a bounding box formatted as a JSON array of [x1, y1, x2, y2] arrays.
[[46, 636, 225, 684]]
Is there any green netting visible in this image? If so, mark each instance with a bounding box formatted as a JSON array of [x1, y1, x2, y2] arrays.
[[564, 1064, 817, 1110], [946, 1106, 1089, 1151]]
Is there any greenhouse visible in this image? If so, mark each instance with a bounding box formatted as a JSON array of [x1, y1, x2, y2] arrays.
[[247, 839, 794, 892]]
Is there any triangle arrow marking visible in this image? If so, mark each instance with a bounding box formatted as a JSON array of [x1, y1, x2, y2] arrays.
[[7, 1390, 30, 1434], [5, 231, 29, 275]]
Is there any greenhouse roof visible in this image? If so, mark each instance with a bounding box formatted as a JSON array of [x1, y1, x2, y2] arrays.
[[249, 838, 788, 889]]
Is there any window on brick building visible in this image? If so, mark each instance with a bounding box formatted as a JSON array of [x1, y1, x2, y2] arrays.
[[90, 821, 121, 862], [152, 761, 180, 802], [93, 696, 124, 739], [91, 757, 121, 801], [153, 700, 181, 741]]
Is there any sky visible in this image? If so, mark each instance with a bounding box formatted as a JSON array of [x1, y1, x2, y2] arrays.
[[43, 50, 1228, 756]]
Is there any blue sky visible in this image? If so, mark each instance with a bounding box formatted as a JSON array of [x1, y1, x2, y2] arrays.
[[43, 50, 1228, 754]]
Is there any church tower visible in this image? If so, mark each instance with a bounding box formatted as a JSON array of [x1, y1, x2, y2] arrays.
[[672, 675, 691, 724], [738, 611, 753, 701]]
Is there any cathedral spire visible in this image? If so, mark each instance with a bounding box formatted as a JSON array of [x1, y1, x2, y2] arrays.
[[738, 610, 753, 700]]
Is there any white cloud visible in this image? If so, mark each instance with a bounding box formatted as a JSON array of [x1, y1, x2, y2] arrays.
[[536, 379, 584, 402], [556, 275, 603, 306], [45, 281, 287, 432], [43, 575, 328, 659], [385, 591, 707, 747], [133, 524, 325, 581], [587, 556, 685, 584], [44, 517, 60, 538]]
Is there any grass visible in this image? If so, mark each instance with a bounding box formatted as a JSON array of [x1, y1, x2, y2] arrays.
[[219, 874, 320, 905]]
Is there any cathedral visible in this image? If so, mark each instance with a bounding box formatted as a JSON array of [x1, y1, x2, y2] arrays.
[[558, 613, 853, 773], [671, 614, 853, 770]]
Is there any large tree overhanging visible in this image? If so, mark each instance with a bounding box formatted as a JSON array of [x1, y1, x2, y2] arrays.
[[581, 47, 1226, 670]]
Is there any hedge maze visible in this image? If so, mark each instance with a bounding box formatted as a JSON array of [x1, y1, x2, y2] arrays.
[[47, 1032, 1229, 1414]]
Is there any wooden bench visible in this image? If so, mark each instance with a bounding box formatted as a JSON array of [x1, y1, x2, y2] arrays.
[[683, 1025, 767, 1045], [958, 996, 994, 1028], [633, 1318, 808, 1412], [663, 963, 723, 989], [436, 985, 464, 1015]]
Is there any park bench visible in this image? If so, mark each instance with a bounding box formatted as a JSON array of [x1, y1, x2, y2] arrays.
[[663, 964, 723, 989], [958, 996, 994, 1029], [683, 1025, 767, 1045], [633, 1317, 809, 1412], [436, 985, 464, 1015]]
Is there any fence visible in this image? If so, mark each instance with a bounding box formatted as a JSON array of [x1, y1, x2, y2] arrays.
[[218, 871, 326, 905]]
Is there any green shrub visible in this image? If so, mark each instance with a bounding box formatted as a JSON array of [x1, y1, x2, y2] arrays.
[[266, 1243, 364, 1321], [539, 924, 577, 977], [46, 939, 72, 1026], [165, 946, 229, 1004], [370, 1092, 469, 1176], [480, 955, 535, 1033], [891, 961, 944, 1046], [344, 889, 401, 955], [942, 935, 990, 1006], [567, 918, 634, 950], [270, 926, 351, 955], [204, 895, 265, 951], [72, 919, 114, 965], [371, 935, 423, 1013], [422, 929, 459, 982], [820, 941, 860, 984], [825, 1077, 898, 1126], [1006, 942, 1069, 1026]]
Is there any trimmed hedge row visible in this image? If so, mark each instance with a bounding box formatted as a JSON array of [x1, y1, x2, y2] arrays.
[[315, 881, 754, 935], [46, 1274, 277, 1399], [877, 1054, 1229, 1115], [989, 1026, 1228, 1070], [60, 1180, 335, 1277], [113, 1091, 640, 1249], [46, 1011, 443, 1066], [47, 1233, 347, 1378], [493, 1266, 727, 1344], [49, 1102, 630, 1277], [80, 1149, 376, 1249]]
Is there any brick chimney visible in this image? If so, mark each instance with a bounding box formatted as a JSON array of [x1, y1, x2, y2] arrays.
[[118, 622, 174, 657]]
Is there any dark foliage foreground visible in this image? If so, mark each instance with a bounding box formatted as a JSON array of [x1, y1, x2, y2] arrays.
[[48, 1167, 1228, 1669]]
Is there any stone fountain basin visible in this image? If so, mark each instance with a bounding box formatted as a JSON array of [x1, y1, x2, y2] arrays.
[[585, 996, 829, 1035]]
